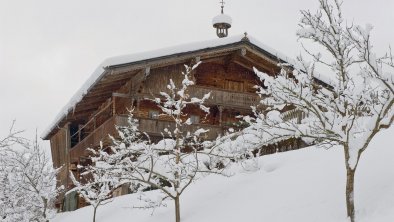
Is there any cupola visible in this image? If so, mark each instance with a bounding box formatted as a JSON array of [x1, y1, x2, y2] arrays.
[[212, 1, 232, 38]]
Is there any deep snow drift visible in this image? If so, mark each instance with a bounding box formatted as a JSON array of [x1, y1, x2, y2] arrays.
[[53, 127, 394, 222]]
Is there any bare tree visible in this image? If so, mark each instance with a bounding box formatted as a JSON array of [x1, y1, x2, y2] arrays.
[[68, 147, 122, 222], [0, 120, 29, 149], [0, 132, 60, 222], [93, 63, 218, 222], [224, 1, 393, 221]]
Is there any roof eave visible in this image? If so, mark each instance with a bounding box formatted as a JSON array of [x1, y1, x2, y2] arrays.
[[41, 39, 292, 140]]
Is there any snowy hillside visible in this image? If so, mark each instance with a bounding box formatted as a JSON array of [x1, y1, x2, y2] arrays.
[[53, 127, 394, 222]]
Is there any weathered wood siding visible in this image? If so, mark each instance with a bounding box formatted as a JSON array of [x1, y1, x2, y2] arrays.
[[46, 44, 309, 212], [56, 61, 264, 167], [142, 64, 185, 94], [50, 128, 68, 168], [141, 62, 261, 95], [195, 63, 260, 93], [69, 114, 225, 160], [188, 86, 259, 108], [69, 116, 119, 163], [50, 127, 70, 207]]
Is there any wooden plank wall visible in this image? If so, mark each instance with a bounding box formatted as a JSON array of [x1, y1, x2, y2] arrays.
[[195, 62, 260, 93], [142, 64, 185, 94], [50, 128, 68, 168], [50, 127, 70, 206]]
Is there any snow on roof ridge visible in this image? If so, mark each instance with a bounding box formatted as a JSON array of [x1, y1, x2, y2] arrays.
[[103, 34, 246, 67], [41, 34, 293, 139], [247, 36, 296, 65]]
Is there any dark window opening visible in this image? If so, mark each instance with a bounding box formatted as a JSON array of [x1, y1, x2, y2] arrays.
[[69, 123, 85, 148], [69, 124, 79, 148]]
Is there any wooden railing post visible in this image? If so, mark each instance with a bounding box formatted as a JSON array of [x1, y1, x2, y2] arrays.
[[78, 124, 82, 143], [136, 96, 141, 115], [218, 106, 223, 126], [112, 96, 116, 116]]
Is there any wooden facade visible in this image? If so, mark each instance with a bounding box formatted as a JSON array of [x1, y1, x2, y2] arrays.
[[43, 37, 307, 211]]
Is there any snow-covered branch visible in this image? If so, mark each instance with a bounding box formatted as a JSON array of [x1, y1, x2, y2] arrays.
[[0, 121, 29, 150], [0, 134, 59, 222], [68, 149, 121, 222], [90, 63, 221, 222], [231, 1, 393, 221]]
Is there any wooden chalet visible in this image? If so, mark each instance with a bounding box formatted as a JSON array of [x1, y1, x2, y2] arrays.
[[42, 34, 311, 211]]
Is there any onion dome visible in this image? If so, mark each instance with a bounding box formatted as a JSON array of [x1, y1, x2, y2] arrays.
[[212, 1, 232, 38]]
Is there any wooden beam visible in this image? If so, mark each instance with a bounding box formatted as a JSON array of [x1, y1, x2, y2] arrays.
[[102, 72, 134, 82], [145, 67, 151, 77], [232, 60, 254, 72], [77, 97, 110, 107], [243, 44, 284, 65], [88, 79, 127, 94], [198, 56, 226, 65], [73, 104, 103, 113], [130, 68, 150, 95], [112, 92, 134, 99], [233, 54, 276, 74], [66, 109, 98, 119], [108, 47, 242, 76], [94, 79, 130, 90]]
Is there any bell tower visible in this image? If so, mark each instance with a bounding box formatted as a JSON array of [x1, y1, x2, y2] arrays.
[[212, 0, 232, 38]]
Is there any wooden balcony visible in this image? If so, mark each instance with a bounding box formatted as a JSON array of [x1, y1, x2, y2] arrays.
[[69, 115, 119, 163], [188, 85, 260, 109], [69, 115, 224, 163], [137, 117, 223, 139], [140, 85, 260, 109], [69, 85, 259, 163]]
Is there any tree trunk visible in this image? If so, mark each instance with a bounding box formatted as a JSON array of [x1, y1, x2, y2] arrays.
[[343, 143, 359, 222], [175, 195, 181, 222], [93, 206, 98, 222], [346, 166, 356, 222], [42, 197, 49, 222]]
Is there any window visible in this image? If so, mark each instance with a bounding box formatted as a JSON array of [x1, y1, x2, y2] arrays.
[[190, 115, 200, 124], [69, 124, 79, 148], [148, 110, 159, 119]]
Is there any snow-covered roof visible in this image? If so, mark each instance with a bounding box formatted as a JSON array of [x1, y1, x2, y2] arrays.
[[41, 34, 296, 139], [212, 14, 232, 26]]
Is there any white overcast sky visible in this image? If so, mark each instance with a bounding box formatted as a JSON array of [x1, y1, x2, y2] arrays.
[[1, 0, 393, 149]]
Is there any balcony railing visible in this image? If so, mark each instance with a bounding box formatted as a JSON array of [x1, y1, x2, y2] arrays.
[[140, 85, 260, 109], [70, 115, 224, 162], [188, 86, 260, 108], [137, 117, 223, 140], [70, 115, 119, 162], [69, 85, 261, 162]]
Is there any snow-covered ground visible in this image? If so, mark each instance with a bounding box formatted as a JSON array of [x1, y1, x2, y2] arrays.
[[53, 126, 394, 222]]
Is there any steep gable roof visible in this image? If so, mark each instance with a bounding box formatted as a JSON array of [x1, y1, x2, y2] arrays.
[[41, 34, 297, 139]]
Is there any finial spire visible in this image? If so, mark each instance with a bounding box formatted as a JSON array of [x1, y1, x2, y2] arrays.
[[242, 32, 249, 42], [220, 0, 225, 14]]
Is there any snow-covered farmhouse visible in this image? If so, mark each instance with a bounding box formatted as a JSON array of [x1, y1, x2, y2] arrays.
[[42, 33, 328, 211]]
